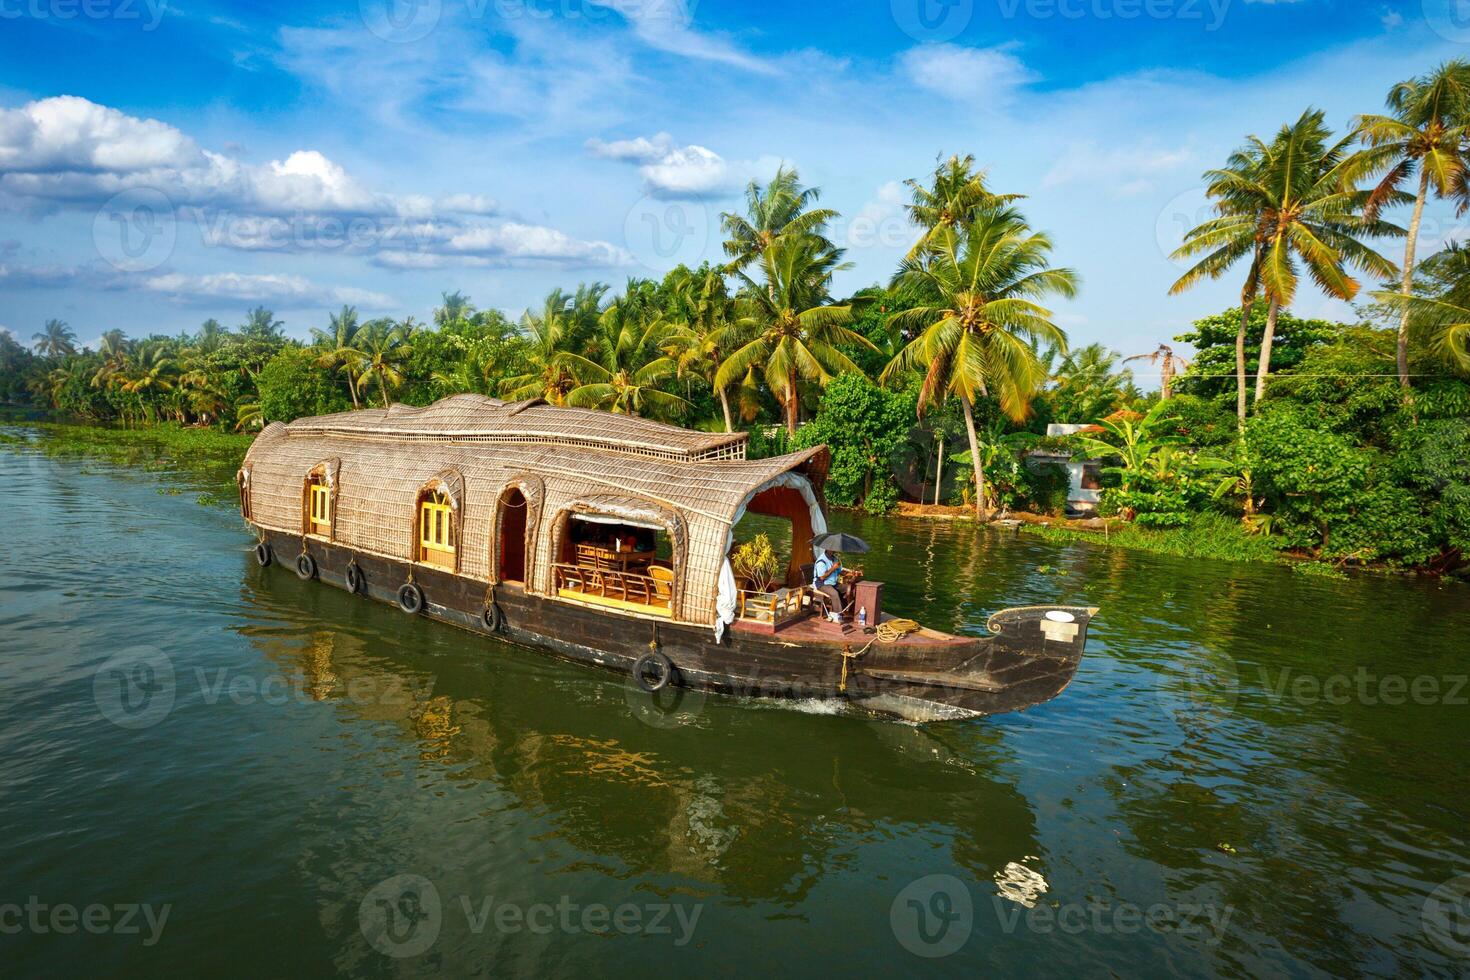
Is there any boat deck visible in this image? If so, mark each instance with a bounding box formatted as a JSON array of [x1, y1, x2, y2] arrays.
[[732, 612, 964, 646]]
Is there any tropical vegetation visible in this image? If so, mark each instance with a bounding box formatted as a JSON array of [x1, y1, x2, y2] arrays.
[[4, 64, 1470, 574]]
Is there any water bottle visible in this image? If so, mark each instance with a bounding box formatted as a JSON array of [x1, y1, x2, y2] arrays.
[[858, 606, 867, 629]]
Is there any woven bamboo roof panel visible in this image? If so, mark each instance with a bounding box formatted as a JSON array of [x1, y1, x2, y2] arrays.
[[288, 393, 748, 461], [241, 398, 829, 625]]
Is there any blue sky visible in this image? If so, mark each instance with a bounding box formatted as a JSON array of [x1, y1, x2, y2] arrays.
[[0, 0, 1461, 369]]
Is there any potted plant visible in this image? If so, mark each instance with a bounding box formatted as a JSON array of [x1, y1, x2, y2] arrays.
[[730, 533, 780, 594]]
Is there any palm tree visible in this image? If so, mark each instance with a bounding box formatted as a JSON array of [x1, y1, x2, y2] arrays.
[[118, 343, 178, 419], [38, 364, 72, 409], [1170, 140, 1271, 424], [90, 330, 130, 389], [1377, 241, 1470, 374], [33, 319, 76, 358], [1125, 343, 1190, 399], [716, 233, 875, 435], [882, 211, 1077, 517], [240, 306, 284, 340], [355, 321, 412, 407], [502, 289, 581, 404], [1180, 110, 1401, 406], [904, 154, 1024, 262], [557, 297, 688, 419], [1355, 60, 1470, 387], [720, 166, 838, 273], [312, 306, 364, 409], [663, 266, 743, 431], [1051, 343, 1135, 420], [434, 291, 473, 328], [196, 318, 228, 352]]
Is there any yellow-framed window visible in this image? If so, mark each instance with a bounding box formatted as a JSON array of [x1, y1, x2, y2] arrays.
[[419, 493, 455, 566], [309, 482, 331, 533]]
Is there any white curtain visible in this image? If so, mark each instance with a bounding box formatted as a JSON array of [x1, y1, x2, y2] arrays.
[[725, 471, 827, 558], [714, 558, 738, 641]]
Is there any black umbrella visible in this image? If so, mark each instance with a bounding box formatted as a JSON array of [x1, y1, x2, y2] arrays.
[[812, 531, 870, 554]]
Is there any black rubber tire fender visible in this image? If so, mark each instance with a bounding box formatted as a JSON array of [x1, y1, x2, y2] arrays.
[[481, 603, 504, 632], [632, 651, 673, 693], [397, 582, 425, 615], [255, 541, 272, 567], [345, 561, 363, 595], [295, 552, 317, 580]]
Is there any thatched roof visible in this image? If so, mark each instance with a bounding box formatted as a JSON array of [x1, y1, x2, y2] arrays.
[[241, 395, 829, 624], [288, 393, 749, 461]]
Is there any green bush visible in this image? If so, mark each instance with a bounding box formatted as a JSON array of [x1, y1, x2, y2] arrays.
[[1246, 405, 1435, 565], [797, 374, 916, 513], [256, 347, 351, 424], [1159, 394, 1236, 447], [1021, 461, 1071, 516]]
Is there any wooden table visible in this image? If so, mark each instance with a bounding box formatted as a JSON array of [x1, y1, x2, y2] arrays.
[[574, 544, 656, 572]]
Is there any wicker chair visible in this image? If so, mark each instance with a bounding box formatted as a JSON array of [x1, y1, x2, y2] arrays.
[[648, 564, 674, 608]]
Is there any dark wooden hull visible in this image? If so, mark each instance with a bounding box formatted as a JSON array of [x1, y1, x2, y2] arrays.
[[259, 530, 1097, 723]]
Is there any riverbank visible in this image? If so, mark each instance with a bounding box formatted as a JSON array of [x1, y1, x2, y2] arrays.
[[5, 418, 1461, 581], [896, 501, 1462, 580], [0, 419, 252, 503]]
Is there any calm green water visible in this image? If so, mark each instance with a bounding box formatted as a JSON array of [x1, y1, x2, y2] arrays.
[[2, 432, 1468, 978]]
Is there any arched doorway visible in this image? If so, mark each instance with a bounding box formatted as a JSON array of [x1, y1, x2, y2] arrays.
[[499, 488, 527, 584]]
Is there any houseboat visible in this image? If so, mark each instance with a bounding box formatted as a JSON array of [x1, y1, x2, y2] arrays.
[[238, 394, 1098, 723]]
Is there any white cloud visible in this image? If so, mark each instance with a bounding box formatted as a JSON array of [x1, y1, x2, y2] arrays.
[[436, 193, 498, 216], [899, 44, 1036, 102], [142, 271, 394, 307], [585, 0, 777, 74], [376, 221, 632, 268], [0, 259, 393, 308], [0, 96, 198, 174], [0, 96, 627, 269], [586, 133, 677, 164], [586, 132, 780, 198], [638, 144, 730, 196]]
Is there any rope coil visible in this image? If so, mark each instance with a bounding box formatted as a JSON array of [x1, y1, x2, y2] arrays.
[[838, 619, 920, 695]]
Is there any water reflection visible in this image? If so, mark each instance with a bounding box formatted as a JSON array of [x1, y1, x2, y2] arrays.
[[4, 442, 1468, 976], [240, 566, 1044, 907]]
